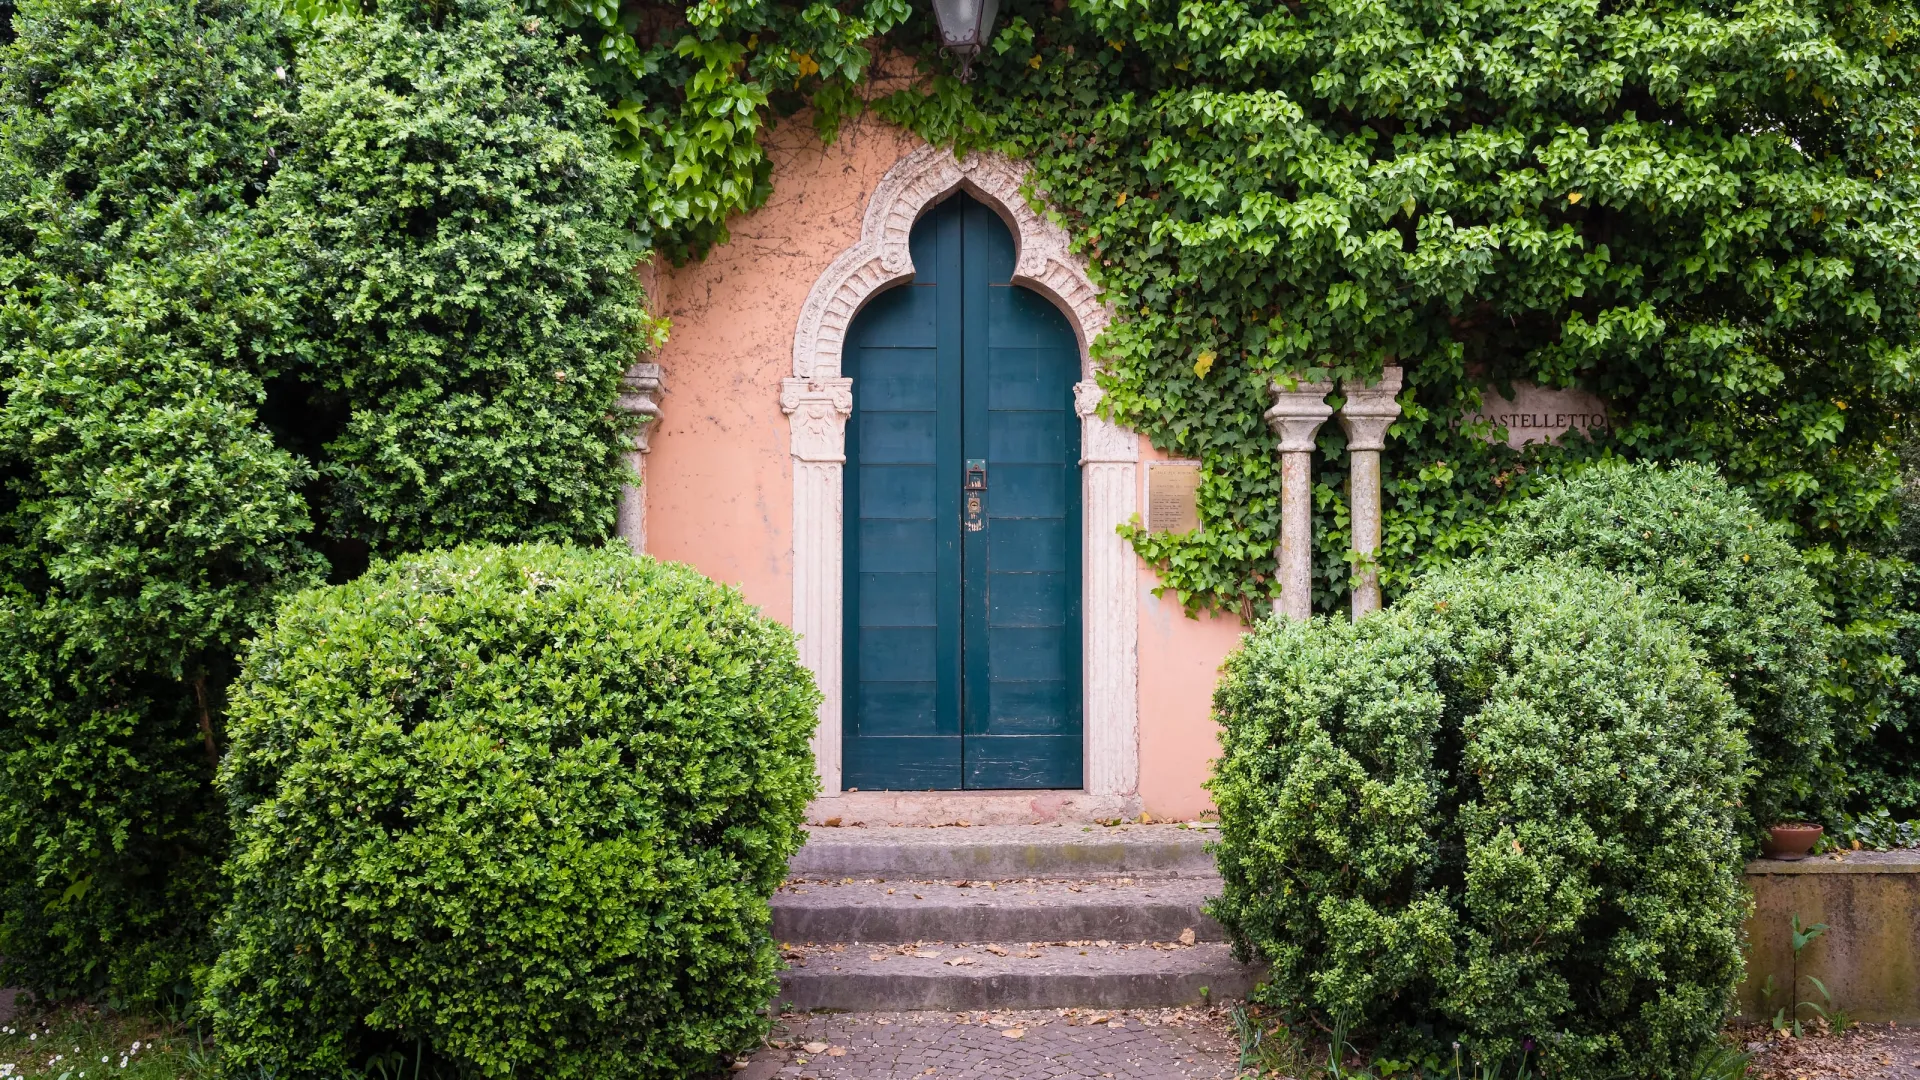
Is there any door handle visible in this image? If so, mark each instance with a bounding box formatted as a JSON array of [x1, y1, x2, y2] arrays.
[[964, 459, 986, 531]]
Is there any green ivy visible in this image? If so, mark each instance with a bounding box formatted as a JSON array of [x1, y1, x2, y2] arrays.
[[542, 0, 914, 261], [871, 0, 1920, 665]]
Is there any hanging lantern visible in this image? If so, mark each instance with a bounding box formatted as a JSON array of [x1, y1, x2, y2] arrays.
[[931, 0, 1000, 82]]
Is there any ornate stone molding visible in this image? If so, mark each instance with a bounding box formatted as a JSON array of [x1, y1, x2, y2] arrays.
[[1264, 379, 1336, 453], [793, 146, 1112, 380], [614, 362, 665, 554], [619, 363, 665, 452], [780, 377, 854, 463], [1337, 367, 1402, 452], [1074, 381, 1139, 465], [789, 145, 1138, 800]]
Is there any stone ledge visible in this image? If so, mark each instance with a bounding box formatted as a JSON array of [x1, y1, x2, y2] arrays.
[[1740, 850, 1920, 1023], [1746, 849, 1920, 875], [807, 791, 1146, 827]]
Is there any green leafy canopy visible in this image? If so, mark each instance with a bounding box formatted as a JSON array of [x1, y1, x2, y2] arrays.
[[869, 0, 1920, 640]]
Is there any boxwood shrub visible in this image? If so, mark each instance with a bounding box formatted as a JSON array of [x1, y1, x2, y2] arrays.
[[205, 543, 819, 1080], [1209, 563, 1747, 1078], [0, 0, 319, 1006], [262, 0, 653, 556], [1483, 460, 1833, 839]]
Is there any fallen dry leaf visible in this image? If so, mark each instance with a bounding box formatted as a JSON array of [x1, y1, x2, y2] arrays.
[[1179, 928, 1197, 946], [1095, 939, 1113, 947], [913, 950, 941, 958], [945, 956, 976, 966], [826, 1047, 847, 1057], [803, 1042, 829, 1054], [1002, 1028, 1026, 1039], [983, 944, 1008, 956]]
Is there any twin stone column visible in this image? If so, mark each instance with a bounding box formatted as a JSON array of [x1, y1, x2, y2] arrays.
[[1263, 367, 1403, 621]]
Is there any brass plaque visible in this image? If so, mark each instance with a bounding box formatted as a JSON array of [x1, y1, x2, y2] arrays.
[[1147, 462, 1202, 534]]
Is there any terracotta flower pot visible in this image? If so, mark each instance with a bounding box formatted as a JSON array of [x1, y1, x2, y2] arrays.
[[1763, 823, 1824, 861]]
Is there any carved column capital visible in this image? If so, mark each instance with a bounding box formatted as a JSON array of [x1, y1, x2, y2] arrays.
[[1265, 378, 1336, 453], [1074, 380, 1138, 465], [1073, 379, 1103, 419], [781, 377, 854, 463], [1337, 366, 1403, 452], [617, 362, 665, 453]]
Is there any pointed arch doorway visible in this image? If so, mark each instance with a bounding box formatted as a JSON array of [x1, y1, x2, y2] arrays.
[[842, 193, 1084, 790], [783, 146, 1139, 804]]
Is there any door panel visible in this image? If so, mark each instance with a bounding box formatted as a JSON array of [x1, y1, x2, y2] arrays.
[[843, 193, 1081, 791]]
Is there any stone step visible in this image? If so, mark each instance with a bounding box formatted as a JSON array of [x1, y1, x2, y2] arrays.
[[775, 941, 1264, 1011], [790, 823, 1219, 880], [773, 878, 1227, 945]]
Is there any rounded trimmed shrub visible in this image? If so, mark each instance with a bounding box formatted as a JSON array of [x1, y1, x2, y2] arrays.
[[1484, 460, 1833, 839], [206, 543, 819, 1080], [1209, 564, 1747, 1078]]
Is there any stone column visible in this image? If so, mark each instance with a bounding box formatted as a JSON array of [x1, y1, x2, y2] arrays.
[[1337, 367, 1403, 620], [781, 376, 855, 797], [615, 362, 664, 555], [1264, 379, 1335, 621], [1074, 381, 1140, 798]]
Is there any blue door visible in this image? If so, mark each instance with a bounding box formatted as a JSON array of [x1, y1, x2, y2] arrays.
[[842, 193, 1083, 790]]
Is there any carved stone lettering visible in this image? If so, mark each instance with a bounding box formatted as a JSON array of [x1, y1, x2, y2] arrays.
[[1146, 462, 1202, 534], [1462, 382, 1611, 449]]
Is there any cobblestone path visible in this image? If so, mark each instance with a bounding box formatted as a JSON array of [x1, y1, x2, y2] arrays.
[[736, 1008, 1243, 1080]]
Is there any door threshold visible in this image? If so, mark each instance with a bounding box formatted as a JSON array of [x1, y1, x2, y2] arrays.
[[807, 790, 1145, 827]]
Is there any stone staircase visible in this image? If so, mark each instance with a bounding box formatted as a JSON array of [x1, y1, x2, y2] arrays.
[[772, 823, 1264, 1010]]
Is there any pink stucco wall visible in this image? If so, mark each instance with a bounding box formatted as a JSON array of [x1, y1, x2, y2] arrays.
[[646, 111, 1242, 818], [1135, 447, 1245, 821], [646, 113, 921, 623]]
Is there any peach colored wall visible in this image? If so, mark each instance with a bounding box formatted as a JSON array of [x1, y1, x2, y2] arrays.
[[648, 112, 1246, 818], [1135, 446, 1247, 820], [646, 113, 921, 622]]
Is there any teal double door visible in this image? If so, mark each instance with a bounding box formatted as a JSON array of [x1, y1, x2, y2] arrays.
[[842, 193, 1084, 790]]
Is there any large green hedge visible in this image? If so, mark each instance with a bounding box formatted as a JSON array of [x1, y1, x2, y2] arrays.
[[1210, 564, 1747, 1077], [0, 0, 658, 1008], [207, 543, 818, 1080], [1482, 461, 1833, 839], [0, 0, 320, 1005], [262, 0, 653, 556]]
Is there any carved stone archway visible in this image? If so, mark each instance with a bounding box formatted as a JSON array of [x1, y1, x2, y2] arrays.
[[782, 146, 1140, 798]]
